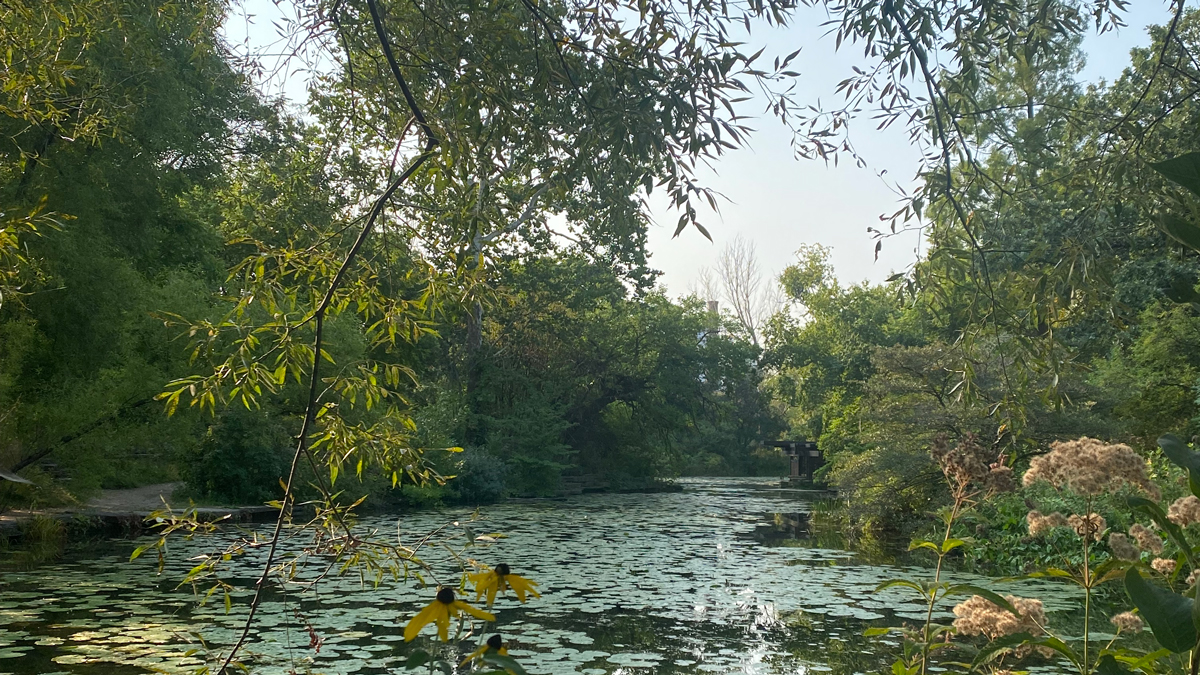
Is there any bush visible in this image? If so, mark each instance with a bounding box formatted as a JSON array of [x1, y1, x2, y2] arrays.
[[183, 407, 292, 504], [448, 448, 507, 504], [681, 451, 729, 476]]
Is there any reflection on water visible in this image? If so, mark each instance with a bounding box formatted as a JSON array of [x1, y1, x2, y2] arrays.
[[751, 511, 810, 545], [1, 478, 1085, 674]]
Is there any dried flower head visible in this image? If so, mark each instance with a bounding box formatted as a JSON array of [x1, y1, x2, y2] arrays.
[[1168, 496, 1200, 526], [984, 464, 1015, 494], [931, 434, 1013, 494], [1107, 533, 1140, 562], [1067, 513, 1106, 542], [953, 595, 1047, 641], [1027, 510, 1068, 537], [1022, 437, 1160, 499], [1128, 523, 1165, 554], [1188, 569, 1200, 587], [1110, 612, 1144, 634], [1152, 558, 1178, 576]]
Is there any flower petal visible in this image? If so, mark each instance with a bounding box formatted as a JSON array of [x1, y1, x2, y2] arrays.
[[453, 600, 497, 622], [509, 575, 541, 602], [404, 601, 440, 642], [434, 604, 451, 642], [460, 644, 489, 666]]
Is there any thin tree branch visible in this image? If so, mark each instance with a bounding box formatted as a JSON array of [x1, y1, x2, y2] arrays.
[[473, 183, 550, 247], [11, 396, 155, 473], [216, 2, 439, 671]]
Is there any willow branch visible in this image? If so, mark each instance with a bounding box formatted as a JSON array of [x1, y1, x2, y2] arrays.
[[215, 1, 439, 671]]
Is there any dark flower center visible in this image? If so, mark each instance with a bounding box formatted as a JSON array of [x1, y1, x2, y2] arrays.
[[495, 563, 511, 576], [487, 634, 504, 650], [436, 587, 456, 604]]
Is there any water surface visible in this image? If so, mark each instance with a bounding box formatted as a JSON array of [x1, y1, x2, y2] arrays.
[[1, 478, 1088, 674]]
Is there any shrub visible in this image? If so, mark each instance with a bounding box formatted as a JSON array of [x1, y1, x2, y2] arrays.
[[183, 407, 292, 504], [448, 448, 507, 504]]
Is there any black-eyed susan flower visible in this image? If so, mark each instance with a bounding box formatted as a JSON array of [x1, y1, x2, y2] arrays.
[[468, 563, 541, 607], [403, 587, 495, 642], [460, 634, 507, 666]]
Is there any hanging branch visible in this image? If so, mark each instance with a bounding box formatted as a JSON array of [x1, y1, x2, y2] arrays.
[[215, 1, 439, 671], [882, 4, 1020, 433]]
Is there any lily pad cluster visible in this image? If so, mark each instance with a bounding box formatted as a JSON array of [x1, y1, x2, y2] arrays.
[[0, 478, 1083, 675]]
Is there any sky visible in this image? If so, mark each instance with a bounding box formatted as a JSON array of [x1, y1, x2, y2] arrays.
[[222, 0, 1181, 296], [640, 2, 1180, 296]]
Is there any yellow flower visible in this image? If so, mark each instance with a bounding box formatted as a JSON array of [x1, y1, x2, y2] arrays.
[[404, 587, 495, 642], [460, 634, 508, 666], [468, 563, 541, 607]]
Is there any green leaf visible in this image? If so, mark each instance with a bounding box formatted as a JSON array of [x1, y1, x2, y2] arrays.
[[1160, 435, 1200, 500], [1193, 579, 1200, 645], [1028, 636, 1081, 670], [969, 632, 1037, 670], [875, 578, 929, 598], [941, 537, 970, 553], [908, 540, 940, 553], [1095, 654, 1133, 675], [1158, 434, 1200, 471], [1127, 496, 1195, 566], [1152, 153, 1200, 197], [972, 634, 1082, 672], [943, 585, 1018, 616], [480, 653, 528, 675], [405, 650, 430, 670], [1125, 567, 1197, 653], [130, 544, 150, 562], [1093, 557, 1133, 584], [1157, 215, 1200, 253]]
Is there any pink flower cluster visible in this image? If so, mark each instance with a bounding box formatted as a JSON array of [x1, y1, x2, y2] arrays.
[[1067, 513, 1106, 542], [1026, 510, 1067, 537], [1107, 533, 1139, 561], [930, 434, 1014, 494], [1128, 523, 1165, 554], [1152, 558, 1178, 576], [1110, 612, 1143, 633], [1168, 495, 1200, 526], [952, 594, 1047, 640], [1022, 437, 1160, 499]]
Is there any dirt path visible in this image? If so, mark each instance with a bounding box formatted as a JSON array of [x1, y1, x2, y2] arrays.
[[84, 482, 183, 512]]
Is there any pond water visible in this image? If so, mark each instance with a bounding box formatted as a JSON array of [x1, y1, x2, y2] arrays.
[[2, 478, 1094, 675]]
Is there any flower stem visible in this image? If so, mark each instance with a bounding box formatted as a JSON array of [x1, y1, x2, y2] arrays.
[[1081, 497, 1092, 675], [920, 489, 966, 675]]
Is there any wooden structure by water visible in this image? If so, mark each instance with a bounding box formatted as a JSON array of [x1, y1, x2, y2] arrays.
[[769, 440, 824, 486]]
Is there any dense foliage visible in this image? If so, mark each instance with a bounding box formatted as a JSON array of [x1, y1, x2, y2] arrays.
[[13, 0, 1200, 674], [5, 0, 1200, 526], [0, 0, 785, 508]]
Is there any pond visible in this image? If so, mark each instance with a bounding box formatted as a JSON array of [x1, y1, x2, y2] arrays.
[[2, 478, 1094, 675]]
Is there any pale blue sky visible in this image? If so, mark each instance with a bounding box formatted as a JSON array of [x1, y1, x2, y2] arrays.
[[223, 0, 1181, 295], [643, 2, 1180, 295]]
